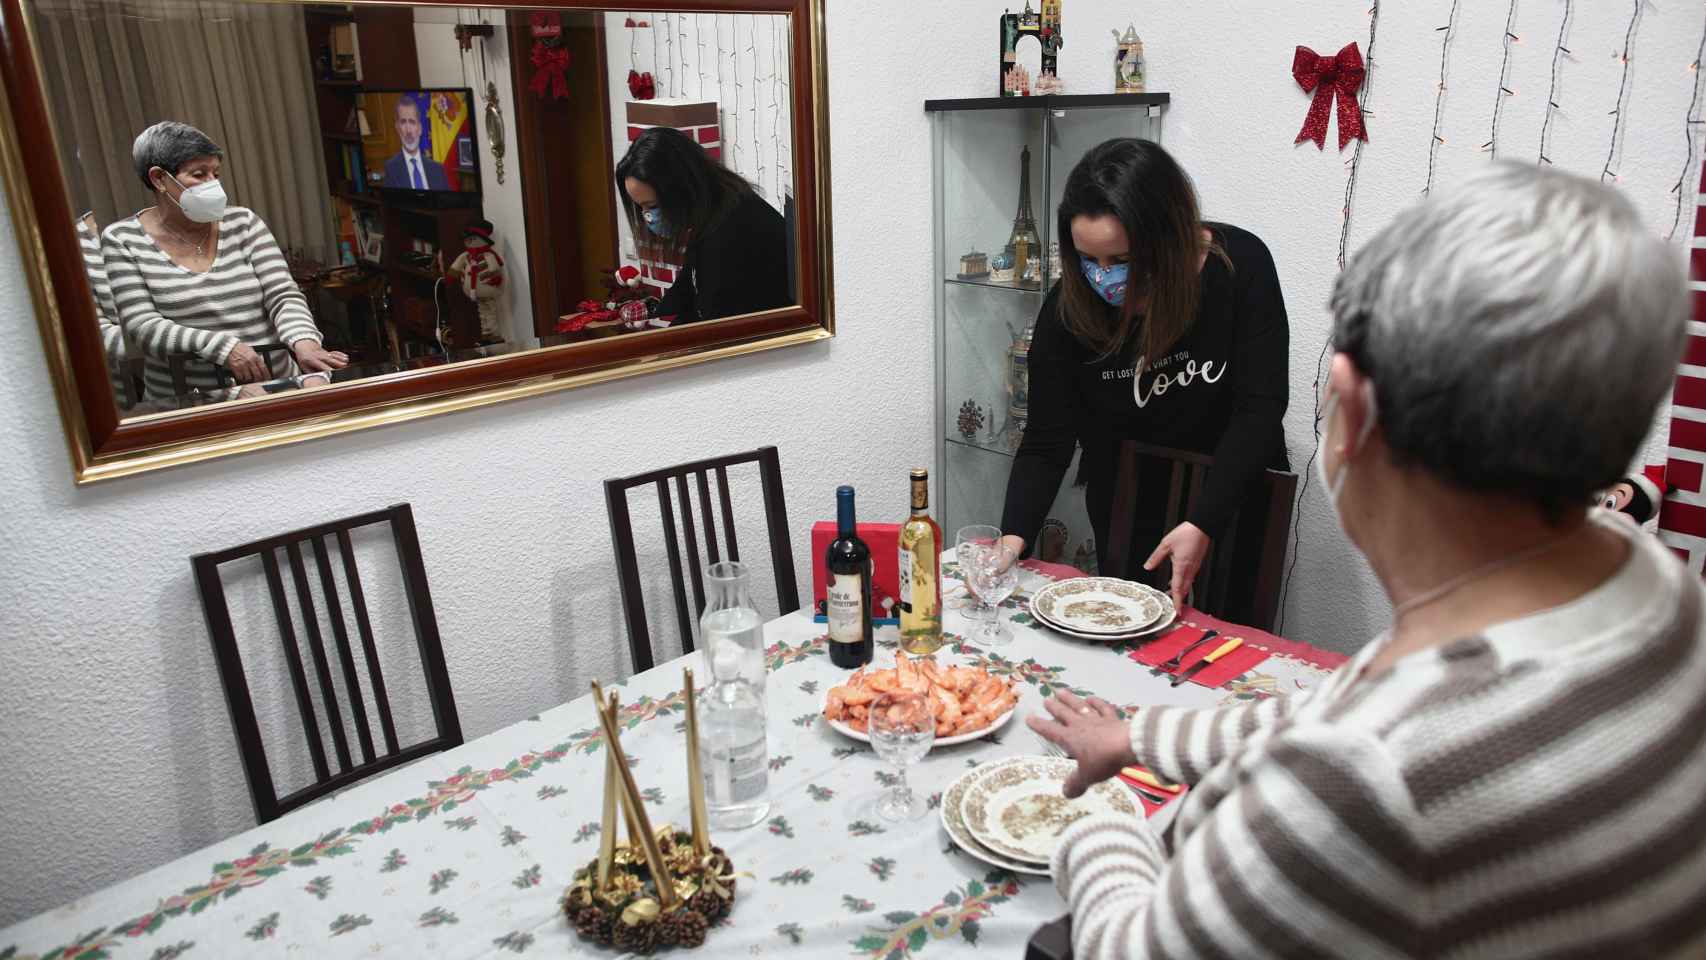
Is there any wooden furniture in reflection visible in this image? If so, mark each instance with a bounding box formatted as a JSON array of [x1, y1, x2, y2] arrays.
[[1025, 915, 1072, 960], [510, 12, 619, 336], [604, 446, 800, 672], [1105, 441, 1298, 631], [191, 502, 463, 824]]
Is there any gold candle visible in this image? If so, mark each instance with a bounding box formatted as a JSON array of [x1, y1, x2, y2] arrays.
[[591, 682, 678, 909], [595, 694, 620, 889], [683, 668, 712, 857]]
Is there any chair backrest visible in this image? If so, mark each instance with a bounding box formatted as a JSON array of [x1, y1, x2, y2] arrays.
[[1025, 915, 1073, 960], [604, 445, 800, 673], [191, 502, 462, 824], [1105, 441, 1298, 631]]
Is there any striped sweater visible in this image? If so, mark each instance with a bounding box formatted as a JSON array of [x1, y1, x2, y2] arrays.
[[101, 206, 319, 400], [1052, 512, 1706, 958], [75, 215, 128, 406]]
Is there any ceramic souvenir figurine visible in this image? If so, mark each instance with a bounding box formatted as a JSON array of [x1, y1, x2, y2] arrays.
[[1113, 25, 1144, 94], [957, 250, 991, 280], [999, 0, 1063, 97], [990, 251, 1017, 283]]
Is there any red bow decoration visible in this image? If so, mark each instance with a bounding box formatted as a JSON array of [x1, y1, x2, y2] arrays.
[[627, 69, 656, 101], [1292, 43, 1368, 150], [530, 43, 571, 100]]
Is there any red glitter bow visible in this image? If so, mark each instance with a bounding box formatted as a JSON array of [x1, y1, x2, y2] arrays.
[[627, 69, 656, 100], [530, 43, 571, 100], [1292, 43, 1368, 150]]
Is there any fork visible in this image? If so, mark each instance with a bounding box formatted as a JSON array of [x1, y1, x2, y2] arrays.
[[1160, 629, 1218, 672], [1035, 737, 1170, 806]]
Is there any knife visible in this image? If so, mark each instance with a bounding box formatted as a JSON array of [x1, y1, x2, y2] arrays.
[[1170, 637, 1244, 688], [1121, 766, 1183, 794], [1160, 629, 1218, 672]]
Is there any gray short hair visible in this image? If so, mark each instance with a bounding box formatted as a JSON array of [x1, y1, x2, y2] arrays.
[[1330, 163, 1687, 514], [131, 121, 222, 192]]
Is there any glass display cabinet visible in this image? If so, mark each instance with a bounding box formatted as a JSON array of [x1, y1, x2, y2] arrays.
[[927, 93, 1169, 573]]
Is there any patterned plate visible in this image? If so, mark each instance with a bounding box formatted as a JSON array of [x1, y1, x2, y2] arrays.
[[1032, 602, 1177, 644], [1030, 578, 1166, 635], [961, 757, 1137, 864], [938, 760, 1050, 877]]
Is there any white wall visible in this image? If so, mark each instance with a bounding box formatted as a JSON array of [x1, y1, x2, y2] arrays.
[[1, 0, 1699, 926], [412, 7, 534, 344]]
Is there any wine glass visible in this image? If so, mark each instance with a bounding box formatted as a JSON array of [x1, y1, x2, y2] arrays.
[[868, 691, 935, 821], [954, 524, 1001, 619], [967, 538, 1019, 648]]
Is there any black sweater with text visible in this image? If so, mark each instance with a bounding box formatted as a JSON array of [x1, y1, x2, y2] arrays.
[[1000, 223, 1290, 562]]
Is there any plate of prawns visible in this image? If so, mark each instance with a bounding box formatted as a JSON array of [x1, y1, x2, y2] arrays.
[[822, 651, 1020, 745]]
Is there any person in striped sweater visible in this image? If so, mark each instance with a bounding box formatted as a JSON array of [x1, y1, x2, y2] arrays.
[[1029, 163, 1705, 958], [101, 121, 346, 403]]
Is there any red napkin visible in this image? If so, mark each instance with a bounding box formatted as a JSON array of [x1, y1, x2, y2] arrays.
[[1120, 765, 1186, 817], [1129, 626, 1271, 688]]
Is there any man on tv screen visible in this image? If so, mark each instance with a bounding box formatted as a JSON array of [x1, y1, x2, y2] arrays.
[[383, 96, 449, 190]]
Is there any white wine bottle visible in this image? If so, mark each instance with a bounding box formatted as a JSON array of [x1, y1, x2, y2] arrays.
[[898, 468, 944, 655]]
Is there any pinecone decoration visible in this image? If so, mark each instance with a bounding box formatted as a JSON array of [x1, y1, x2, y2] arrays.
[[570, 905, 609, 942], [670, 909, 710, 948], [688, 890, 726, 922], [613, 919, 658, 954]]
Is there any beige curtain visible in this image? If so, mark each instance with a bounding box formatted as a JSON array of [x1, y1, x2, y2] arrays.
[[34, 0, 335, 261]]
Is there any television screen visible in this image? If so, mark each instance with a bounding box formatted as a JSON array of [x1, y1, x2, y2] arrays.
[[359, 88, 479, 195]]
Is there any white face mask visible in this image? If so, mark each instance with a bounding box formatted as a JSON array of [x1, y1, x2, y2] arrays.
[[1316, 381, 1379, 513], [164, 172, 227, 224]]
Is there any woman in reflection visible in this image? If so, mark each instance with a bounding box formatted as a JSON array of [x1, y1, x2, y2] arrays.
[[999, 139, 1289, 621], [616, 127, 789, 324], [102, 121, 347, 402]]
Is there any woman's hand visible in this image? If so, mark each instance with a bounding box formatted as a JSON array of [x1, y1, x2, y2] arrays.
[[1025, 691, 1134, 798], [997, 534, 1026, 573], [225, 342, 270, 383], [293, 341, 349, 373], [236, 383, 267, 399], [1144, 521, 1210, 610]]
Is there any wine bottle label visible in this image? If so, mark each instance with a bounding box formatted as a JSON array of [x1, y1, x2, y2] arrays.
[[827, 573, 863, 643], [705, 739, 768, 803], [898, 547, 913, 611]]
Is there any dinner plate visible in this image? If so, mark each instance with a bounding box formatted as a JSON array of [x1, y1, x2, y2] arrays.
[[1031, 590, 1176, 644], [1030, 578, 1168, 635], [939, 760, 1051, 876], [827, 703, 1016, 747], [961, 756, 1137, 863]]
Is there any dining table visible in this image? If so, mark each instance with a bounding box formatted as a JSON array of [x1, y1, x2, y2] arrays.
[[0, 558, 1347, 960]]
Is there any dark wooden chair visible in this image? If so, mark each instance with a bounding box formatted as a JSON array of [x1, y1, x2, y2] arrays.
[[1026, 915, 1073, 960], [1106, 441, 1298, 632], [605, 445, 800, 673], [192, 503, 462, 824]]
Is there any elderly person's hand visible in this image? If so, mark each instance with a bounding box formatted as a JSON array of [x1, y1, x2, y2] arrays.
[[1027, 691, 1136, 799], [225, 342, 270, 383], [236, 382, 267, 399], [1145, 521, 1209, 610], [293, 340, 349, 373]]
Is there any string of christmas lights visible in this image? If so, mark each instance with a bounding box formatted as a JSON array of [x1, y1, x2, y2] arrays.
[[771, 15, 786, 202], [1424, 0, 1462, 196], [749, 15, 762, 192], [1537, 0, 1573, 165], [1601, 0, 1641, 183], [1668, 12, 1706, 241], [730, 18, 743, 173], [697, 14, 708, 101], [1482, 1, 1519, 156], [629, 10, 639, 72], [678, 15, 690, 101]]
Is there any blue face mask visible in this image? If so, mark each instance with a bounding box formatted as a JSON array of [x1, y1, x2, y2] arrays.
[[1080, 255, 1129, 307], [642, 207, 672, 238]]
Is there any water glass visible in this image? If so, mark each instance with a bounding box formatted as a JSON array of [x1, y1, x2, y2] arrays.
[[967, 539, 1019, 648], [954, 524, 1001, 619], [869, 691, 935, 821]]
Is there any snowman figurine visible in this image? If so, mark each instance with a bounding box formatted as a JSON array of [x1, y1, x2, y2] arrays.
[[446, 220, 506, 343]]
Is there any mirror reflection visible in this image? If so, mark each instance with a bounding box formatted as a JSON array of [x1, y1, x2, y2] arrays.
[[29, 0, 798, 415]]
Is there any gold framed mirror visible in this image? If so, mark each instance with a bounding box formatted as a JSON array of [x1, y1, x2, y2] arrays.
[[0, 0, 830, 482]]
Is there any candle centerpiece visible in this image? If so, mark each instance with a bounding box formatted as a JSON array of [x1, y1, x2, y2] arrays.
[[563, 670, 737, 952]]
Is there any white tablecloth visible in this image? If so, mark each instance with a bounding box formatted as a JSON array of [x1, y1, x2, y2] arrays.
[[1, 564, 1339, 959]]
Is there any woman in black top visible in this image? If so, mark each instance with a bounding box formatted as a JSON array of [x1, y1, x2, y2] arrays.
[[1000, 139, 1289, 617], [615, 127, 790, 323]]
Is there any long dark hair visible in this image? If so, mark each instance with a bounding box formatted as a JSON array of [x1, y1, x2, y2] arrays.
[[615, 127, 755, 257], [1055, 138, 1223, 363]]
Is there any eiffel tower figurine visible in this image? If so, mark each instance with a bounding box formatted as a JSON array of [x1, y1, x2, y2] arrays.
[[1004, 145, 1041, 287]]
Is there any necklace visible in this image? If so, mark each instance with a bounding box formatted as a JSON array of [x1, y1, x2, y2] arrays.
[[157, 214, 212, 256], [1391, 531, 1580, 619]]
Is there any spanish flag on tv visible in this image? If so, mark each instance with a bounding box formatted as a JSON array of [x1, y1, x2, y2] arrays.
[[429, 92, 472, 190]]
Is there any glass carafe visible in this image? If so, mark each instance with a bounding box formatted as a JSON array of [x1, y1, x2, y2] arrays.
[[697, 562, 771, 828]]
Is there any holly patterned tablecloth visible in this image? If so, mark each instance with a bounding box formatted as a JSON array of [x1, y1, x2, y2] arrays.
[[0, 564, 1344, 960]]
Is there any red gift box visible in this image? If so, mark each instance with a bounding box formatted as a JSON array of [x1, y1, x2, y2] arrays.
[[810, 521, 901, 625]]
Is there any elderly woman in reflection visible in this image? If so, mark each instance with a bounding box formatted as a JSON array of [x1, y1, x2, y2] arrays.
[[1029, 164, 1706, 958], [101, 121, 346, 401], [616, 126, 789, 324]]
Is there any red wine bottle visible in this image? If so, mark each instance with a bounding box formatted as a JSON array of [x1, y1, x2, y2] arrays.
[[826, 485, 874, 668]]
